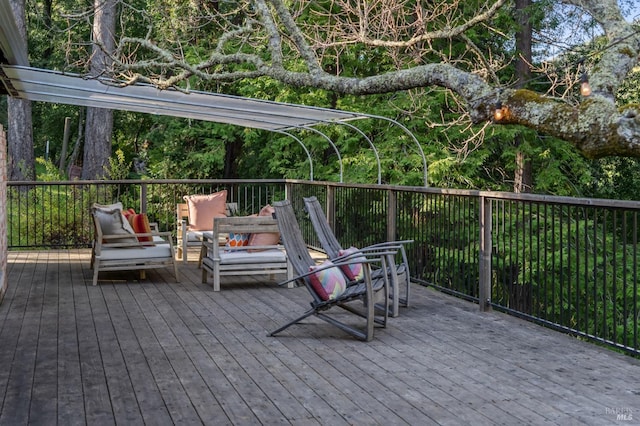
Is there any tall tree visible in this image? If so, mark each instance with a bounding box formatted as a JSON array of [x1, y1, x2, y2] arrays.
[[7, 0, 34, 181], [513, 0, 533, 193], [82, 0, 117, 180]]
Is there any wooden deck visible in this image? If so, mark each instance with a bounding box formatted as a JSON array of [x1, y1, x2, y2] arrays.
[[1, 250, 639, 425]]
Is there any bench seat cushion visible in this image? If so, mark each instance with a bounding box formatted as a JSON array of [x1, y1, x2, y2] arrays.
[[187, 230, 228, 245], [186, 230, 203, 241], [216, 249, 286, 265], [99, 241, 172, 260]]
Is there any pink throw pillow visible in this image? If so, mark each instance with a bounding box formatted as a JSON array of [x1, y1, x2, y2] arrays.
[[183, 190, 228, 231], [337, 247, 366, 281], [248, 204, 280, 250]]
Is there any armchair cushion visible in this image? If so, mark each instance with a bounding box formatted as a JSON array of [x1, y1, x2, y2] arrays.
[[308, 260, 347, 301], [183, 190, 228, 231], [337, 247, 366, 281], [99, 243, 172, 260]]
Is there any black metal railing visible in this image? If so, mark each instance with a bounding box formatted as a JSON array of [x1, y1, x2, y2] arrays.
[[287, 181, 640, 356], [7, 178, 640, 356], [7, 179, 286, 248]]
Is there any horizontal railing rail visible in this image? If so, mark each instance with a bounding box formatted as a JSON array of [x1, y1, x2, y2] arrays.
[[7, 179, 640, 356]]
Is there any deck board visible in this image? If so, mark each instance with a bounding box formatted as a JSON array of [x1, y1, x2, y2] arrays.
[[1, 249, 639, 425]]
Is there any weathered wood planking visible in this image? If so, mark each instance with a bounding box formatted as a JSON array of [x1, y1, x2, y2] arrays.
[[0, 249, 639, 425]]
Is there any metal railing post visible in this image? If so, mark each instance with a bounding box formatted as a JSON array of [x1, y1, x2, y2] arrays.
[[140, 182, 148, 213], [387, 189, 397, 242], [479, 195, 492, 311], [326, 185, 336, 231]]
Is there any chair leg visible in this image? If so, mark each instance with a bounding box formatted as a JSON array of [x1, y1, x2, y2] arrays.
[[388, 255, 400, 317], [213, 270, 221, 292], [92, 261, 100, 286], [173, 261, 180, 283], [198, 245, 206, 268], [268, 308, 316, 336], [401, 269, 410, 307]]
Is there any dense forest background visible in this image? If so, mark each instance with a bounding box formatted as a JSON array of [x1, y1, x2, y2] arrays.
[[2, 0, 640, 199]]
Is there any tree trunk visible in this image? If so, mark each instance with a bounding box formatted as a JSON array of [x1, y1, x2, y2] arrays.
[[82, 0, 117, 180], [7, 0, 34, 181], [514, 144, 533, 193], [8, 98, 34, 181], [513, 0, 533, 193], [223, 138, 243, 178], [82, 108, 113, 179], [42, 0, 53, 61], [67, 108, 84, 179]]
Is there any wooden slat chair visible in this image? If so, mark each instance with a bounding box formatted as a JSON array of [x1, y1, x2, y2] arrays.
[[176, 202, 238, 264], [269, 200, 393, 342], [91, 209, 180, 286], [201, 215, 293, 291], [303, 196, 413, 317]]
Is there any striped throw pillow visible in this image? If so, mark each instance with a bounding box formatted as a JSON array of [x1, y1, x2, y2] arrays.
[[308, 260, 346, 301]]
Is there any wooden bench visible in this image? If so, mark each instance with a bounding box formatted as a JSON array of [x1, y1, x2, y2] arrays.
[[91, 212, 180, 286], [201, 216, 292, 291]]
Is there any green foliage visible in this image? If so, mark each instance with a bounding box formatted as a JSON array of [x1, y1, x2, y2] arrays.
[[586, 157, 640, 200], [490, 203, 640, 348], [0, 95, 7, 128], [35, 157, 64, 181], [139, 117, 229, 179], [106, 149, 131, 180], [7, 184, 96, 247]]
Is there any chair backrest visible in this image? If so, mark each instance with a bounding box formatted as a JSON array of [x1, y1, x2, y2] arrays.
[[177, 203, 190, 224], [273, 200, 316, 279], [303, 196, 343, 259]]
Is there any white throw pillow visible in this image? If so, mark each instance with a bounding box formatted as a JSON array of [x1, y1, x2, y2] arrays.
[[92, 203, 137, 243]]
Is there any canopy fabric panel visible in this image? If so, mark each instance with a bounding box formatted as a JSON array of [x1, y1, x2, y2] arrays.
[[0, 66, 365, 131]]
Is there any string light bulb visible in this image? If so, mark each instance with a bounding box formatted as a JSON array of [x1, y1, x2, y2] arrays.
[[580, 72, 592, 97], [494, 100, 504, 121]]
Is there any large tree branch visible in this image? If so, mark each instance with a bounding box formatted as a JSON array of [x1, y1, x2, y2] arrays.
[[495, 89, 640, 158], [100, 0, 640, 158], [561, 0, 639, 100]]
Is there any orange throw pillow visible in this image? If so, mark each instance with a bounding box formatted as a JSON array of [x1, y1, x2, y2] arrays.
[[128, 213, 153, 243], [122, 208, 136, 221]]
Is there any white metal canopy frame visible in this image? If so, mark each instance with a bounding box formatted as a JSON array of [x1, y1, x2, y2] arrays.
[[0, 1, 427, 185], [1, 65, 427, 185]]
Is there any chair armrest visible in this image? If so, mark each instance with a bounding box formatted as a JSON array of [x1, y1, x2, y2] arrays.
[[360, 240, 413, 268]]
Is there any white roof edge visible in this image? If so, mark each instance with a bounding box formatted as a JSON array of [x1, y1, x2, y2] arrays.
[[1, 65, 367, 131]]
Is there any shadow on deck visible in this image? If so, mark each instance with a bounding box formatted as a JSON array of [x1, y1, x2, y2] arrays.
[[1, 250, 639, 425]]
